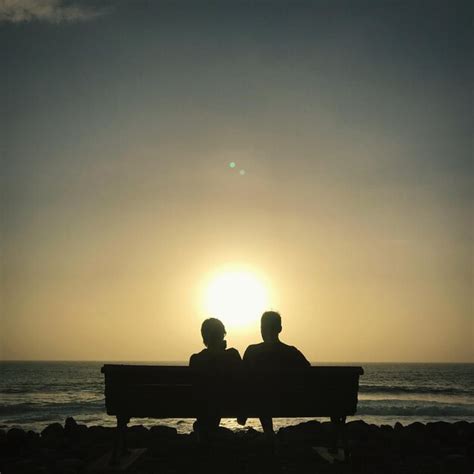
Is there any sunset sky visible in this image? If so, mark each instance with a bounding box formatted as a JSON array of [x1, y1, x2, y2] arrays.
[[1, 0, 472, 362]]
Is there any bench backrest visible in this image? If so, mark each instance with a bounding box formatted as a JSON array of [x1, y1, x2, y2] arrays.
[[102, 365, 363, 419]]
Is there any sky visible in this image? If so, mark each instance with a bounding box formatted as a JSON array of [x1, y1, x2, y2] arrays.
[[1, 0, 472, 362]]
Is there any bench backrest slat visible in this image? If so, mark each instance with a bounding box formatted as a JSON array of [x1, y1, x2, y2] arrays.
[[102, 364, 363, 419]]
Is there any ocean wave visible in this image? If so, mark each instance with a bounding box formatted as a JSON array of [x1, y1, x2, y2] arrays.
[[0, 388, 32, 394], [0, 400, 105, 415], [0, 403, 36, 415], [359, 385, 472, 396], [0, 385, 102, 395], [357, 400, 474, 417]]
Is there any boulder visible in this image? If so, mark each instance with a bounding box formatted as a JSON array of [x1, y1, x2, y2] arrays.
[[55, 457, 82, 471], [7, 427, 27, 444], [41, 423, 64, 440], [406, 421, 425, 433], [408, 454, 438, 471], [394, 421, 404, 432], [26, 430, 40, 448], [278, 420, 323, 443], [64, 417, 78, 434], [404, 422, 426, 445], [215, 426, 234, 440], [4, 458, 38, 473], [127, 425, 149, 445], [75, 424, 88, 439], [346, 420, 371, 441], [87, 426, 114, 442], [442, 453, 468, 473], [426, 421, 456, 442], [453, 420, 471, 440], [149, 425, 178, 438], [39, 447, 60, 461]]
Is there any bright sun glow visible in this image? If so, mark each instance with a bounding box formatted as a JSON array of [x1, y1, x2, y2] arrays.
[[203, 269, 269, 329]]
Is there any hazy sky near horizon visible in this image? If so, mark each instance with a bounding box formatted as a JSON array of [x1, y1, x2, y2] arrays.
[[1, 0, 472, 362]]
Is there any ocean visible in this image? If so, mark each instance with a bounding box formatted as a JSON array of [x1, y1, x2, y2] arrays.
[[1, 362, 473, 433]]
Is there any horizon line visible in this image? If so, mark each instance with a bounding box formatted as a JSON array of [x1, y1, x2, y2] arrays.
[[1, 359, 473, 364]]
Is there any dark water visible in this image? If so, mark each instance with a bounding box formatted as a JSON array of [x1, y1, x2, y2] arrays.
[[1, 361, 473, 433]]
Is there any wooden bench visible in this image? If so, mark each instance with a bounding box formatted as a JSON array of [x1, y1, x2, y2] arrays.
[[101, 364, 364, 463]]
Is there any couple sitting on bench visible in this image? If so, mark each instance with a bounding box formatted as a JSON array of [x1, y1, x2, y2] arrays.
[[189, 311, 310, 439]]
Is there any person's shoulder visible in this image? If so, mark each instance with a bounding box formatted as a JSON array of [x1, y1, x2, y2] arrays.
[[284, 343, 300, 351], [225, 347, 242, 359], [280, 342, 300, 352], [189, 349, 207, 366], [243, 343, 263, 359], [245, 343, 264, 353], [281, 343, 311, 365]]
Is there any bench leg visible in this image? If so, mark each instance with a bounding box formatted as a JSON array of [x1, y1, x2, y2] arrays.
[[111, 416, 130, 465], [330, 416, 348, 459]]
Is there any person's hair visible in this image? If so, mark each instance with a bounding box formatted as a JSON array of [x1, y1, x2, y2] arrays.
[[201, 318, 226, 348], [261, 311, 282, 331]]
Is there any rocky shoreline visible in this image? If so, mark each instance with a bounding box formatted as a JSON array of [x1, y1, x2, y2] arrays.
[[1, 418, 472, 473]]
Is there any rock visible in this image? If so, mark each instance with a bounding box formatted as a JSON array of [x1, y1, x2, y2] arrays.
[[378, 424, 394, 441], [454, 420, 471, 440], [39, 447, 60, 461], [241, 427, 260, 439], [75, 424, 88, 439], [149, 425, 178, 438], [6, 428, 28, 455], [406, 421, 425, 433], [26, 430, 40, 448], [404, 422, 426, 446], [426, 421, 456, 442], [41, 423, 64, 440], [127, 425, 149, 445], [278, 420, 323, 443], [87, 425, 114, 442], [394, 421, 404, 431], [7, 427, 27, 444], [55, 457, 82, 471], [346, 420, 371, 441], [408, 454, 438, 471], [215, 426, 234, 440], [4, 458, 38, 473], [129, 424, 148, 435], [0, 428, 6, 455], [64, 417, 78, 434], [442, 453, 468, 473]]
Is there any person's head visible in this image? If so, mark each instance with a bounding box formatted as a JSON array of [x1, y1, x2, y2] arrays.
[[260, 311, 282, 343], [201, 318, 227, 349]]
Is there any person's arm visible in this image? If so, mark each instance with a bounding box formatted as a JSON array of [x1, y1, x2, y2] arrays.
[[229, 348, 242, 362], [302, 353, 311, 367], [242, 345, 253, 367], [233, 348, 247, 426], [226, 348, 242, 367]]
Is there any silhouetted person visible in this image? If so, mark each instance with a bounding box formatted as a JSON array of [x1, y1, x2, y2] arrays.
[[242, 311, 310, 436], [189, 318, 242, 440]]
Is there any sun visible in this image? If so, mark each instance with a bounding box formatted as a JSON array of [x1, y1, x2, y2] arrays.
[[203, 269, 270, 330]]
